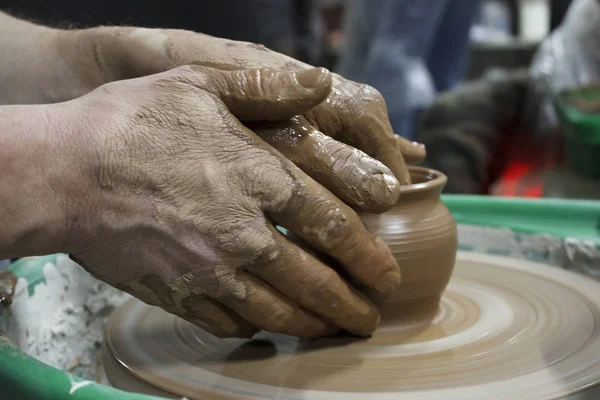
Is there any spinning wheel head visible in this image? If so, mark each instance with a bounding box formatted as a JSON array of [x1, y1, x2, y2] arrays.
[[102, 252, 600, 400]]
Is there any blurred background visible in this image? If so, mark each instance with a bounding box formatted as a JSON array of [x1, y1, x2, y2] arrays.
[[2, 0, 599, 200]]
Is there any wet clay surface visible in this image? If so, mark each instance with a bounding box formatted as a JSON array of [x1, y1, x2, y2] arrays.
[[360, 167, 457, 310], [250, 116, 401, 213], [103, 252, 600, 399]]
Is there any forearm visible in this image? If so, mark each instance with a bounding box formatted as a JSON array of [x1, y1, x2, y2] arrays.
[[0, 12, 87, 105], [0, 103, 78, 257], [0, 12, 319, 106]]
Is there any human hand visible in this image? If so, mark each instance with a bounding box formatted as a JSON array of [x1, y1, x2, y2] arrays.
[[57, 27, 426, 188], [62, 65, 401, 338]]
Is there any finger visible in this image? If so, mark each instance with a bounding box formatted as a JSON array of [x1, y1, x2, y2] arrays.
[[110, 276, 259, 339], [218, 271, 338, 337], [249, 116, 401, 213], [306, 78, 412, 184], [396, 136, 426, 165], [217, 109, 402, 299], [177, 294, 259, 338], [265, 162, 402, 295], [246, 224, 380, 336], [179, 65, 332, 121], [313, 105, 412, 185]]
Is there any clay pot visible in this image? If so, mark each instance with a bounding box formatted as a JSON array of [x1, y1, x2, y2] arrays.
[[360, 167, 457, 325]]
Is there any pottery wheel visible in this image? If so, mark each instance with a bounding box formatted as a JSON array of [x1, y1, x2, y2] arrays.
[[102, 252, 600, 399]]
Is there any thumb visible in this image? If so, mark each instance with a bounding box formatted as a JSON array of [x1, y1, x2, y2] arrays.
[[205, 67, 332, 121]]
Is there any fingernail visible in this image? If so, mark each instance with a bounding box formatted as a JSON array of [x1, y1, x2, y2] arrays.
[[374, 270, 402, 294], [295, 67, 329, 89]]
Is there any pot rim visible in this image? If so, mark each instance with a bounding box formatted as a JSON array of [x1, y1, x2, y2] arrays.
[[402, 166, 447, 194]]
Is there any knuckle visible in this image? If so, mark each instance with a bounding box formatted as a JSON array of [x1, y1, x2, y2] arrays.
[[366, 84, 384, 100], [236, 68, 273, 99], [346, 82, 387, 114], [183, 64, 209, 75], [171, 65, 194, 75], [303, 203, 352, 249], [171, 64, 207, 77], [167, 66, 213, 91], [356, 82, 383, 102], [311, 268, 338, 294], [218, 222, 277, 260], [234, 155, 297, 212], [300, 268, 340, 308], [97, 81, 119, 95]]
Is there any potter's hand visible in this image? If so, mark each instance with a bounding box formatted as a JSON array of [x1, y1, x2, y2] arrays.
[[56, 27, 426, 188], [65, 66, 400, 338]]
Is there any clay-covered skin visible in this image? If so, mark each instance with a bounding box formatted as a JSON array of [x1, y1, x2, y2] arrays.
[[55, 27, 426, 186], [61, 66, 401, 338], [248, 116, 400, 212]]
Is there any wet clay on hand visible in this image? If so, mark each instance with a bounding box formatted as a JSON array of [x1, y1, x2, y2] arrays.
[[56, 27, 426, 185], [62, 65, 402, 340], [248, 116, 400, 213]]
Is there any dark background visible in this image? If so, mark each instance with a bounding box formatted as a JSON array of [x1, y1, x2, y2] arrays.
[[0, 0, 577, 79], [0, 0, 311, 45]]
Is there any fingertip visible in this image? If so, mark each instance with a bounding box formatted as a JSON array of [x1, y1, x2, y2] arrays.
[[294, 67, 332, 91], [373, 270, 402, 294], [356, 169, 401, 213], [396, 136, 427, 165], [349, 308, 381, 337], [363, 237, 401, 294]]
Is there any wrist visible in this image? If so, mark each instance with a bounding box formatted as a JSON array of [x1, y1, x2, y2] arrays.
[[0, 13, 90, 104], [54, 26, 174, 92], [0, 102, 92, 258]]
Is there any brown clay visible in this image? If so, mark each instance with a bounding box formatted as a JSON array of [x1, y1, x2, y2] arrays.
[[103, 252, 600, 399], [249, 115, 401, 213], [360, 166, 458, 324]]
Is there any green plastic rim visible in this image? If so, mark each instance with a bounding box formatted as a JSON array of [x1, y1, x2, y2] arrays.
[[1, 195, 599, 400], [444, 195, 600, 244], [0, 254, 174, 400], [554, 86, 600, 145]]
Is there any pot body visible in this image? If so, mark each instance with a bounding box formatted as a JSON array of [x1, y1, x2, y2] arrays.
[[360, 167, 457, 312]]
